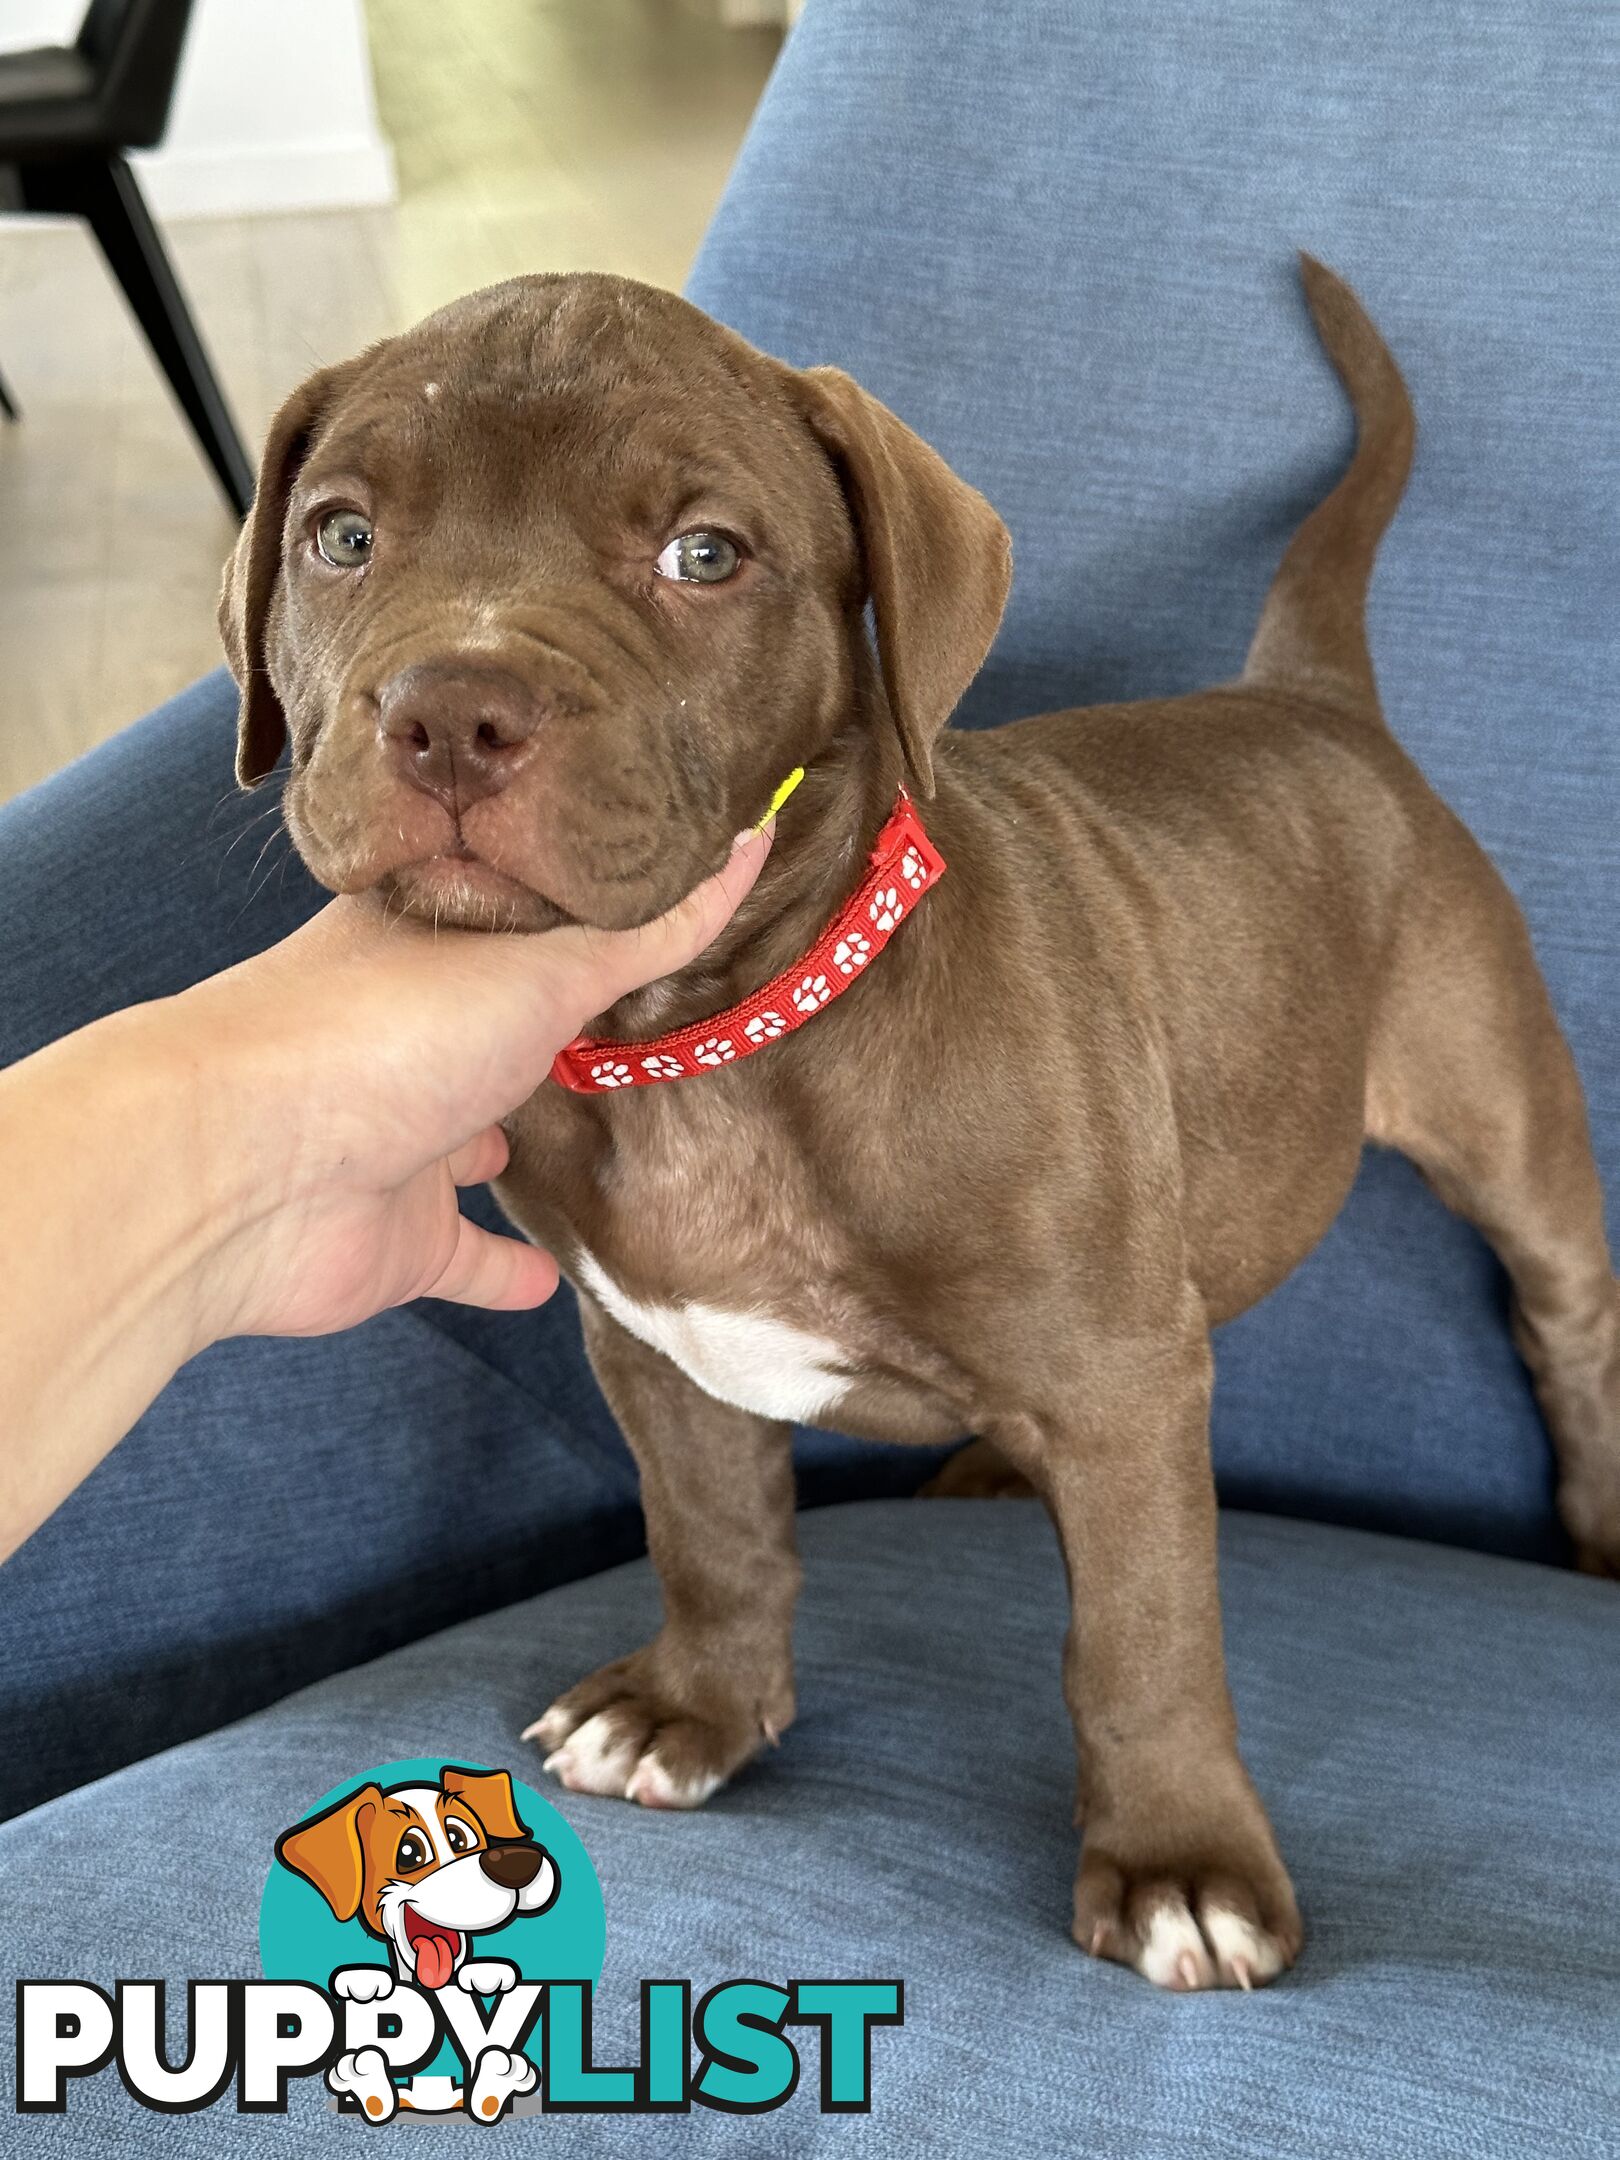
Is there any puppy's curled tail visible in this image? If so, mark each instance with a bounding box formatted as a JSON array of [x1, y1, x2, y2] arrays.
[[1242, 253, 1416, 710]]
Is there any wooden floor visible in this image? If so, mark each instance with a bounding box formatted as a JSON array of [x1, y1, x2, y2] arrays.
[[0, 0, 778, 803]]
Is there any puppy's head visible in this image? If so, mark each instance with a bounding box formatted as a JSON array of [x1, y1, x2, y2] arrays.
[[275, 1766, 559, 1989], [221, 273, 1010, 933]]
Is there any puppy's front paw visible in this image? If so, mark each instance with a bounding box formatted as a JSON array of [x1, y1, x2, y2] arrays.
[[332, 1966, 394, 2004], [522, 1644, 789, 1811], [1073, 1792, 1302, 1992], [1077, 1868, 1300, 1991], [458, 1959, 519, 1997]]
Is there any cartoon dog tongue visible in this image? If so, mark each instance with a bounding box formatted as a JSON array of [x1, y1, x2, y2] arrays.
[[405, 1910, 460, 1990]]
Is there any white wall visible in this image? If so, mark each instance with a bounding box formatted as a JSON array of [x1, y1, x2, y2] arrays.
[[0, 0, 395, 217]]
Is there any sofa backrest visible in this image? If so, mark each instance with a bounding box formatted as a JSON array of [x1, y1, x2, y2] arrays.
[[687, 0, 1619, 1559]]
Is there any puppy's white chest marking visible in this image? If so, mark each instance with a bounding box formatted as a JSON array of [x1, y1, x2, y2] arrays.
[[576, 1253, 849, 1423]]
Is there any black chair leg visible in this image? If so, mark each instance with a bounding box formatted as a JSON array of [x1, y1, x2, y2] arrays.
[[0, 366, 17, 421], [19, 155, 252, 517]]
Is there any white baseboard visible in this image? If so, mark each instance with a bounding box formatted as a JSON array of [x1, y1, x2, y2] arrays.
[[131, 134, 398, 221]]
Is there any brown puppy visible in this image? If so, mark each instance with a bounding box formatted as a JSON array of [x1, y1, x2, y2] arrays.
[[221, 258, 1620, 1992]]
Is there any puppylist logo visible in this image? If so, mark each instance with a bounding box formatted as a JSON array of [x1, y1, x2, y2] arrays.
[[16, 1758, 903, 2124]]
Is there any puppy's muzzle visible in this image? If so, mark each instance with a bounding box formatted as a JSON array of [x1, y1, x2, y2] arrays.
[[478, 1840, 546, 1890], [377, 660, 542, 814]]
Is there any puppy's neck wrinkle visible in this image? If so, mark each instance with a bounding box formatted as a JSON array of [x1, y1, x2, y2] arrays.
[[606, 721, 908, 1042]]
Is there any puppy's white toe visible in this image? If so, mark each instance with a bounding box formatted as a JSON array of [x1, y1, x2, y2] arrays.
[[1136, 1900, 1217, 1992], [626, 1752, 724, 1811], [542, 1710, 639, 1796], [1200, 1903, 1285, 1989], [521, 1705, 572, 1749]]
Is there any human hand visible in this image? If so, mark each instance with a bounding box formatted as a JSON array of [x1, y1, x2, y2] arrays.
[[158, 824, 774, 1346]]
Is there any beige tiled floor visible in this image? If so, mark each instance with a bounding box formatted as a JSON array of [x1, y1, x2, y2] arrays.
[[0, 0, 778, 802]]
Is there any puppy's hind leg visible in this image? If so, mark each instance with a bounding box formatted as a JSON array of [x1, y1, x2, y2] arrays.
[[918, 1436, 1036, 1499], [1368, 820, 1620, 1573]]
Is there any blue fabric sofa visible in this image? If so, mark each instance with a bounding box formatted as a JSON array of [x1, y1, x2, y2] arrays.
[[1, 0, 1616, 2149]]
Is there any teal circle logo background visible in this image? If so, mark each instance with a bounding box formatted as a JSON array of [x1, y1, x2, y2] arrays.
[[260, 1757, 604, 2085]]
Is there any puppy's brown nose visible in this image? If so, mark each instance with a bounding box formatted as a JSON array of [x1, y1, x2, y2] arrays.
[[377, 662, 540, 812], [479, 1841, 544, 1890]]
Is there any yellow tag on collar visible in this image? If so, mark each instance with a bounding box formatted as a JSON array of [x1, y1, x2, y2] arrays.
[[756, 766, 805, 831]]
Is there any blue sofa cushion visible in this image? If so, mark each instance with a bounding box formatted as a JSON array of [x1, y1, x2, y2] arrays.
[[3, 1498, 1616, 2154], [688, 0, 1620, 1561]]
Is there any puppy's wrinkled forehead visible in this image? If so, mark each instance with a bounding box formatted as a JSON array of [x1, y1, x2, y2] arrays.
[[309, 274, 832, 545]]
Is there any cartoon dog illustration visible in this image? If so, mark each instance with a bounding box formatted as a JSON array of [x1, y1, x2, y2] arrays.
[[276, 1764, 559, 2122]]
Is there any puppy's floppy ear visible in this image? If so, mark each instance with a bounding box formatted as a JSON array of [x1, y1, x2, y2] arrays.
[[788, 366, 1011, 796], [220, 361, 357, 790], [274, 1782, 382, 1923], [441, 1765, 529, 1844]]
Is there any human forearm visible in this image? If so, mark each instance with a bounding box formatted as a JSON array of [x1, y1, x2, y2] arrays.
[[0, 1003, 225, 1559], [0, 828, 772, 1561]]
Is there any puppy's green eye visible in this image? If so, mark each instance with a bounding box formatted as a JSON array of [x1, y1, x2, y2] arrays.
[[316, 509, 374, 568], [655, 530, 740, 584]]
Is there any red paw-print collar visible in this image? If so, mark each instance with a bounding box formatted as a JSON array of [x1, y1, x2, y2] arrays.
[[551, 789, 946, 1094]]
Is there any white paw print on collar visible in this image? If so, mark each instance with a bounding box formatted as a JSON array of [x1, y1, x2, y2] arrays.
[[744, 1010, 788, 1043], [868, 885, 905, 932], [793, 973, 832, 1013], [693, 1035, 737, 1065], [640, 1053, 685, 1080], [589, 1059, 633, 1088]]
